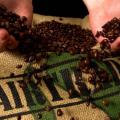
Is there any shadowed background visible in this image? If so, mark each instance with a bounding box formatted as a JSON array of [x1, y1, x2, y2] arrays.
[[32, 0, 88, 18]]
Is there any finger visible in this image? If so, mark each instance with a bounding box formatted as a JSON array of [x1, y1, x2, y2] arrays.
[[0, 0, 33, 24], [0, 29, 9, 50], [6, 35, 19, 49], [13, 0, 33, 24], [111, 37, 120, 51]]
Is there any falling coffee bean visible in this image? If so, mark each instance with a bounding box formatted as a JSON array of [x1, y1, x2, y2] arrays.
[[10, 72, 15, 77], [70, 117, 75, 120], [37, 113, 42, 119], [57, 109, 63, 116], [16, 64, 22, 69], [59, 17, 63, 21], [102, 99, 110, 107], [91, 104, 96, 109], [17, 115, 21, 120]]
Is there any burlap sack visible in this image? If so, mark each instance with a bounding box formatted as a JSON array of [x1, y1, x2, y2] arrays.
[[0, 14, 120, 120]]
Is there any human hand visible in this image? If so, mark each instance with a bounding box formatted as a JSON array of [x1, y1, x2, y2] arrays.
[[83, 0, 120, 51], [0, 0, 33, 50]]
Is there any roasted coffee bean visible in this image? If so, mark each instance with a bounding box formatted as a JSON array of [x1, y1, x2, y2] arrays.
[[91, 104, 96, 109], [10, 72, 15, 77], [80, 48, 85, 53], [102, 99, 110, 106], [100, 39, 111, 50], [84, 58, 91, 66], [17, 115, 21, 120], [95, 31, 102, 38], [34, 73, 42, 86], [37, 113, 42, 119], [88, 76, 95, 85], [98, 70, 110, 82], [57, 109, 63, 116], [75, 80, 82, 85], [29, 56, 35, 62], [20, 16, 27, 22], [86, 96, 93, 106], [82, 67, 90, 73], [16, 64, 22, 69], [24, 57, 29, 62], [86, 101, 90, 106], [70, 117, 75, 120], [59, 17, 63, 21], [40, 63, 48, 70], [19, 82, 25, 88], [41, 52, 49, 58], [68, 89, 74, 97]]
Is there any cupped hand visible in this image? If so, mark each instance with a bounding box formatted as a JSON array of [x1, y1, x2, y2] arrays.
[[0, 0, 33, 50], [83, 0, 120, 51]]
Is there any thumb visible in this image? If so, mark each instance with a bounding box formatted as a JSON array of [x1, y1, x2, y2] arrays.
[[83, 0, 104, 12], [0, 29, 9, 50]]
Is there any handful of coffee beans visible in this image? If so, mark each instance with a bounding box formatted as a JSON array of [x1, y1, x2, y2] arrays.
[[95, 17, 120, 43]]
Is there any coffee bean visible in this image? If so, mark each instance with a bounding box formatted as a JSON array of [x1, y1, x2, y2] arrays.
[[57, 109, 63, 116], [95, 31, 102, 38], [16, 64, 22, 69], [70, 117, 75, 120], [37, 113, 42, 119], [24, 57, 29, 62], [102, 99, 110, 106], [29, 56, 35, 62], [91, 104, 96, 109], [19, 82, 25, 88], [59, 17, 63, 21], [75, 80, 82, 85], [88, 76, 95, 85], [20, 16, 27, 22], [17, 115, 21, 120], [10, 72, 15, 77], [86, 101, 90, 106]]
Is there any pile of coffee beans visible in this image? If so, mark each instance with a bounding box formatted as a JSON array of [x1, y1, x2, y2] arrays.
[[95, 17, 120, 43], [18, 20, 98, 59], [32, 20, 96, 54]]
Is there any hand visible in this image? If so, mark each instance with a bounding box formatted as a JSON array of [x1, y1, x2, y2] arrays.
[[0, 0, 33, 50], [83, 0, 120, 51]]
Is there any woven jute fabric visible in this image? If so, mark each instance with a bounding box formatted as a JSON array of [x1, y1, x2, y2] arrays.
[[0, 14, 119, 120]]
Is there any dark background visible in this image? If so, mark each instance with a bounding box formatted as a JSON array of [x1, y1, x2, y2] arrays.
[[32, 0, 88, 18]]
